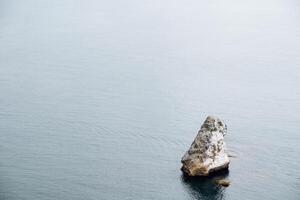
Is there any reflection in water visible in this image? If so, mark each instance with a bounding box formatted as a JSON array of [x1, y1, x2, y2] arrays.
[[181, 170, 229, 200]]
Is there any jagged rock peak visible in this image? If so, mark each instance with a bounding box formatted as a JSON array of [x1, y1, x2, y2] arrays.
[[181, 116, 230, 176]]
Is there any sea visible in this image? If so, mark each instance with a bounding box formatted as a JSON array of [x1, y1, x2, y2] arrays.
[[0, 0, 299, 199]]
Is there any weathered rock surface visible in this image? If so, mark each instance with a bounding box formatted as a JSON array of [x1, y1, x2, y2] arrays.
[[215, 179, 230, 187], [181, 116, 230, 176]]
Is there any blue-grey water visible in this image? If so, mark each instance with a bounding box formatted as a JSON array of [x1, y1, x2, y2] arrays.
[[0, 0, 300, 199]]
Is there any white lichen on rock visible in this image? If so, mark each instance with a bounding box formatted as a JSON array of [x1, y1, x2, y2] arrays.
[[181, 116, 230, 176]]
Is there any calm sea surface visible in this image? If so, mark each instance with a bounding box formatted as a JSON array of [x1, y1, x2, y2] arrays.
[[0, 0, 300, 199]]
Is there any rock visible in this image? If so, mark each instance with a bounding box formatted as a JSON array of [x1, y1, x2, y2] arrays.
[[215, 179, 230, 187], [181, 116, 230, 176]]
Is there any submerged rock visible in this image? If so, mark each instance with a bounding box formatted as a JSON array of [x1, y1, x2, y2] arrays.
[[215, 179, 230, 187], [181, 116, 230, 176]]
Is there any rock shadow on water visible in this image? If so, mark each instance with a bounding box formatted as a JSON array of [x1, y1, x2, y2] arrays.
[[181, 169, 229, 200]]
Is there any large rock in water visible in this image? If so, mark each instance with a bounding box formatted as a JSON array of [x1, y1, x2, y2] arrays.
[[181, 116, 230, 176]]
